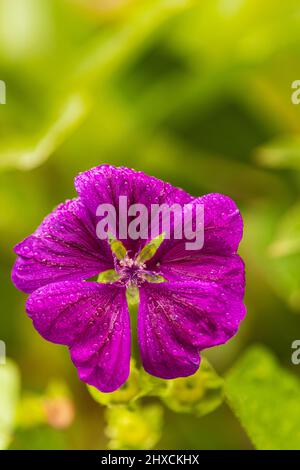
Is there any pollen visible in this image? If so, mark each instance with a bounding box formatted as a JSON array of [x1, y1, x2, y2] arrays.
[[116, 255, 148, 287]]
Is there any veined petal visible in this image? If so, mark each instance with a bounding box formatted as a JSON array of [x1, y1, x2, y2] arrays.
[[12, 198, 113, 294], [75, 165, 192, 255], [148, 193, 244, 288], [196, 193, 243, 254], [26, 281, 130, 392], [138, 281, 246, 380], [158, 253, 245, 299]]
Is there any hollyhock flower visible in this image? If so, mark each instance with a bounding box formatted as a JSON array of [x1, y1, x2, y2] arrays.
[[12, 165, 246, 392]]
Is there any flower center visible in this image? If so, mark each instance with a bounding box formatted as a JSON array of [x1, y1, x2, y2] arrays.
[[115, 255, 149, 287], [97, 235, 166, 288]]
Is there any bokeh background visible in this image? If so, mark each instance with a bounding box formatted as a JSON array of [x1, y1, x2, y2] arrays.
[[1, 0, 300, 450]]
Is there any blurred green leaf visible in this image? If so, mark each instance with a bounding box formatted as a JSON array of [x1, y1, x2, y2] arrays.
[[139, 135, 288, 201], [3, 0, 300, 451], [0, 0, 52, 60], [10, 426, 68, 450], [0, 1, 196, 172], [225, 345, 300, 450], [256, 137, 300, 170], [252, 201, 300, 312], [16, 395, 46, 429], [70, 0, 196, 88], [269, 202, 300, 257], [238, 202, 300, 312], [0, 360, 20, 449], [0, 93, 90, 171]]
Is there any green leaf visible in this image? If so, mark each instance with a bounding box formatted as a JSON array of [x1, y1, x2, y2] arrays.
[[225, 346, 300, 450], [0, 360, 20, 449], [161, 357, 224, 417]]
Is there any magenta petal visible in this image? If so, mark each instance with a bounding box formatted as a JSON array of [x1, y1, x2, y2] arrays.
[[12, 198, 113, 294], [159, 253, 245, 298], [150, 193, 243, 263], [138, 281, 246, 379], [148, 193, 244, 286], [75, 165, 193, 254], [26, 281, 130, 392], [196, 193, 243, 254]]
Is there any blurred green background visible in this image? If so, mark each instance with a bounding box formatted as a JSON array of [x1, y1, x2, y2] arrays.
[[1, 0, 300, 450]]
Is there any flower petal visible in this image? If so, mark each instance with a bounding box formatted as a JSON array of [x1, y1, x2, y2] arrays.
[[138, 281, 246, 379], [158, 253, 245, 299], [148, 193, 244, 288], [75, 165, 192, 254], [26, 281, 130, 392], [196, 193, 243, 254], [12, 198, 113, 294]]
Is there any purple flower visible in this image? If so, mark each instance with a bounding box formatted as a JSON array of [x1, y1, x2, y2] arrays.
[[12, 165, 246, 392]]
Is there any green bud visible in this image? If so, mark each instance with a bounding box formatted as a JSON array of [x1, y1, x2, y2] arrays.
[[105, 404, 163, 450], [138, 368, 169, 397], [161, 357, 224, 416]]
